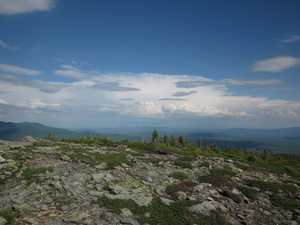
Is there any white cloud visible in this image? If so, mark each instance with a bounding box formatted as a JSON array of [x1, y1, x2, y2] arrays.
[[252, 56, 300, 72], [53, 70, 88, 79], [0, 98, 8, 104], [0, 0, 55, 15], [60, 65, 79, 70], [1, 72, 299, 127], [280, 35, 300, 43], [29, 99, 61, 110], [0, 40, 20, 50], [0, 64, 42, 75]]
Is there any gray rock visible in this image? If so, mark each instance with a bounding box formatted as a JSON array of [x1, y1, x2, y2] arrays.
[[41, 221, 65, 225], [173, 191, 187, 200], [0, 216, 7, 225], [120, 218, 140, 225], [121, 208, 133, 217], [13, 203, 36, 212], [154, 186, 165, 196], [190, 201, 216, 215], [144, 212, 151, 218], [95, 183, 103, 190], [0, 156, 6, 163], [95, 162, 108, 170], [89, 190, 105, 197], [104, 173, 117, 182], [131, 194, 153, 206], [60, 154, 71, 162], [237, 214, 245, 220], [220, 190, 243, 203], [92, 173, 105, 183], [160, 197, 174, 206], [22, 217, 36, 224]]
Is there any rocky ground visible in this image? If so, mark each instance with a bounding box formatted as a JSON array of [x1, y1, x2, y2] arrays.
[[0, 136, 299, 225]]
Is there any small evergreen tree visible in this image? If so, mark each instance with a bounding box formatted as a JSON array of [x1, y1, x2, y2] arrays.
[[163, 135, 169, 143], [197, 138, 203, 148], [152, 129, 158, 143]]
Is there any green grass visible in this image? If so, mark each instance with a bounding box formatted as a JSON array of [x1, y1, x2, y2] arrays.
[[21, 167, 53, 183], [246, 179, 298, 195], [95, 196, 228, 225], [269, 194, 300, 212], [171, 156, 194, 169], [0, 209, 19, 225], [57, 143, 130, 169]]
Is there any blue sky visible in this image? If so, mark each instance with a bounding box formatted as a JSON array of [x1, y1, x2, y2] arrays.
[[0, 0, 300, 129]]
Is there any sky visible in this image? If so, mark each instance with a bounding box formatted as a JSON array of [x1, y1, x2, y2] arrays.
[[0, 0, 300, 129]]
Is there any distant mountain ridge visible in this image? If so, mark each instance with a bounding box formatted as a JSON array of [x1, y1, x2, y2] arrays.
[[0, 121, 299, 155]]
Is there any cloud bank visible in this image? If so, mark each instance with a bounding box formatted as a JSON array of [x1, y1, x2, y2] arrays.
[[0, 0, 55, 15], [0, 71, 299, 128]]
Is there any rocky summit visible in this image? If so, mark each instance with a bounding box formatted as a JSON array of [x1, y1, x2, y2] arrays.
[[0, 136, 299, 225]]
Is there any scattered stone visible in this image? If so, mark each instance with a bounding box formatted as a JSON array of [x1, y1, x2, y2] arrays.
[[173, 191, 187, 200], [104, 173, 117, 182], [131, 194, 153, 206], [160, 197, 174, 205], [0, 216, 7, 225], [120, 218, 140, 225], [237, 214, 246, 220], [144, 212, 151, 218], [121, 208, 133, 217], [220, 190, 243, 203], [38, 211, 50, 217], [95, 162, 107, 170], [0, 137, 299, 225], [60, 154, 71, 162], [190, 201, 216, 216], [0, 156, 6, 163], [92, 173, 105, 183], [22, 217, 36, 224]]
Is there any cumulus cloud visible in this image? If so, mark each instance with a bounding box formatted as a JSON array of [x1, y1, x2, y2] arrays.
[[0, 40, 20, 50], [53, 70, 88, 79], [0, 64, 42, 75], [1, 72, 299, 127], [0, 0, 55, 15], [252, 56, 300, 72]]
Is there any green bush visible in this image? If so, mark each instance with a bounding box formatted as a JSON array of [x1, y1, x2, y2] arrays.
[[0, 209, 19, 225], [237, 186, 258, 200], [170, 172, 189, 180]]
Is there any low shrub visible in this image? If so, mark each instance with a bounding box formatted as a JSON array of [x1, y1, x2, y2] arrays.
[[165, 180, 198, 195], [170, 172, 189, 180], [237, 186, 258, 200], [198, 167, 237, 189], [0, 209, 19, 225]]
